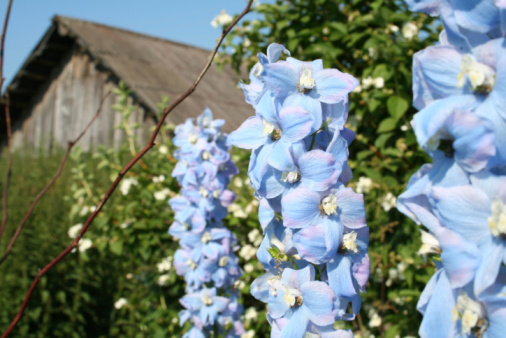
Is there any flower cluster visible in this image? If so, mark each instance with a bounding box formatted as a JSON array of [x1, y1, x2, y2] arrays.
[[169, 109, 245, 337], [229, 43, 369, 337], [398, 1, 506, 337]]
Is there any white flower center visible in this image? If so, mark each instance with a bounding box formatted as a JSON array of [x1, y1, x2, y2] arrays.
[[187, 259, 197, 270], [188, 133, 198, 144], [298, 67, 315, 93], [201, 293, 213, 306], [213, 190, 220, 199], [489, 199, 506, 238], [253, 63, 263, 77], [267, 276, 281, 296], [418, 230, 441, 255], [455, 293, 486, 336], [281, 171, 301, 184], [342, 232, 359, 253], [219, 256, 228, 267], [202, 117, 210, 127], [201, 231, 212, 244], [320, 194, 338, 216], [263, 119, 275, 136], [199, 187, 209, 198], [282, 285, 303, 307], [202, 151, 211, 160], [458, 54, 495, 93]]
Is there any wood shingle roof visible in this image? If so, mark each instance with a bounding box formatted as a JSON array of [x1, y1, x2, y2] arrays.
[[4, 15, 253, 135]]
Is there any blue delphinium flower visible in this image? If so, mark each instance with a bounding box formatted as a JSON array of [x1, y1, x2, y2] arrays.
[[398, 1, 506, 337], [168, 109, 245, 336], [229, 43, 369, 336]]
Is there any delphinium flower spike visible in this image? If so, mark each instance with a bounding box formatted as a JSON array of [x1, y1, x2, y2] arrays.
[[398, 1, 506, 336], [169, 108, 245, 337], [229, 43, 368, 337]]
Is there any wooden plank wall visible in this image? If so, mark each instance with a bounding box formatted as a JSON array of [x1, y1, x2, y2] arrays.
[[10, 45, 156, 152]]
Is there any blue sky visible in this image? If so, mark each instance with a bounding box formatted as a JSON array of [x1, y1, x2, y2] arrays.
[[0, 0, 264, 89]]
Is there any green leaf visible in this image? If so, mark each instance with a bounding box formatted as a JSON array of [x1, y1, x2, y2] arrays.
[[387, 95, 409, 119], [377, 117, 398, 133], [372, 63, 393, 81], [109, 240, 123, 256], [375, 132, 393, 149]]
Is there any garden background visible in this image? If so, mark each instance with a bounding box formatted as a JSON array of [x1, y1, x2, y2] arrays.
[[0, 0, 442, 337]]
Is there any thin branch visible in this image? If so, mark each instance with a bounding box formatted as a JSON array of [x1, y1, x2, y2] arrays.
[[0, 92, 11, 240], [1, 1, 254, 336], [0, 0, 13, 89], [0, 92, 110, 266], [0, 0, 14, 241]]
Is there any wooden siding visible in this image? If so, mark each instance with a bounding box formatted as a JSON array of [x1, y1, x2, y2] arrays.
[[10, 45, 156, 152]]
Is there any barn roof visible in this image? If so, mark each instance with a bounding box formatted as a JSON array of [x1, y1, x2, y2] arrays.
[[3, 15, 253, 133]]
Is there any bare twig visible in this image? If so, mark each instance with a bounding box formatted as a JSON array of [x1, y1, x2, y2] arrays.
[[0, 92, 110, 266], [0, 0, 14, 241], [0, 0, 13, 89], [0, 93, 11, 241], [1, 1, 254, 336]]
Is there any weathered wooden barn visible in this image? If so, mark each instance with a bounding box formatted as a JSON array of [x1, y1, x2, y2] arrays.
[[0, 16, 252, 151]]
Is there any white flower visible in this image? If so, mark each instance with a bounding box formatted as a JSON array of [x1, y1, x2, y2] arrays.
[[157, 256, 173, 272], [158, 145, 168, 155], [356, 177, 373, 194], [381, 192, 397, 212], [368, 47, 375, 58], [362, 76, 374, 89], [352, 85, 362, 93], [79, 206, 90, 216], [373, 77, 384, 89], [402, 22, 418, 40], [369, 312, 382, 327], [390, 24, 399, 33], [228, 203, 248, 218], [234, 280, 247, 290], [400, 123, 409, 131], [233, 177, 243, 188], [152, 175, 166, 183], [388, 268, 399, 281], [322, 27, 330, 35], [211, 10, 233, 29], [157, 274, 171, 286], [248, 229, 263, 247], [120, 178, 138, 196], [397, 262, 408, 275], [154, 188, 171, 201], [114, 298, 128, 310], [239, 244, 257, 260], [244, 263, 254, 273], [78, 238, 93, 252], [68, 223, 83, 238], [241, 330, 255, 338], [244, 307, 258, 321], [243, 38, 251, 47]]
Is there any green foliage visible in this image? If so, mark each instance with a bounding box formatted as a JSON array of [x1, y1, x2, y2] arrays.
[[0, 86, 269, 336], [218, 0, 442, 335]]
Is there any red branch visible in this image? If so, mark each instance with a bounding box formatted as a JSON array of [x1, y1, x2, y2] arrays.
[[0, 92, 111, 266], [0, 0, 14, 241], [1, 1, 253, 336], [0, 93, 11, 241]]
